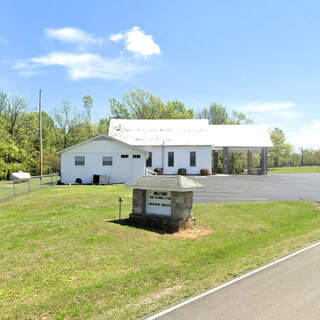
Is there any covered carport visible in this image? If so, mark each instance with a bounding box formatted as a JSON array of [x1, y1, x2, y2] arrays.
[[209, 125, 273, 175]]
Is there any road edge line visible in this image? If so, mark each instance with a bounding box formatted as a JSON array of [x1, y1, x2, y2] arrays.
[[145, 240, 320, 319]]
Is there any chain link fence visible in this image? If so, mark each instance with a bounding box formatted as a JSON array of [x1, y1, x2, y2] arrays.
[[0, 173, 59, 203]]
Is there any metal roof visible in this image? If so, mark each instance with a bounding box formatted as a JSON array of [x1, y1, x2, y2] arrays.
[[56, 134, 149, 155], [209, 125, 273, 148], [109, 119, 212, 146], [109, 119, 273, 148], [125, 175, 203, 191]]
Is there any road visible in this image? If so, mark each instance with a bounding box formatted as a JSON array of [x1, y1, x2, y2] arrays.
[[190, 173, 320, 203], [153, 242, 320, 320]]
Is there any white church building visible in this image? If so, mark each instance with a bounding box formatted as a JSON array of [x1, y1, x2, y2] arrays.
[[58, 119, 273, 184]]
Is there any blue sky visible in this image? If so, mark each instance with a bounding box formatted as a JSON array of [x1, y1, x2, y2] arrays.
[[1, 0, 320, 148]]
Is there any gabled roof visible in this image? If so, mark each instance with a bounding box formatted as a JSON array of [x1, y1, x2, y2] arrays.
[[125, 175, 203, 191], [109, 119, 273, 148], [56, 134, 149, 155], [209, 125, 273, 148], [109, 119, 212, 146]]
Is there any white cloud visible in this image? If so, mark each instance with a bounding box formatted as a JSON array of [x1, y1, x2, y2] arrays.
[[109, 26, 161, 57], [240, 101, 295, 112], [11, 26, 160, 80], [45, 27, 103, 45], [288, 121, 320, 148], [109, 32, 123, 42], [239, 101, 301, 120], [14, 51, 147, 80]]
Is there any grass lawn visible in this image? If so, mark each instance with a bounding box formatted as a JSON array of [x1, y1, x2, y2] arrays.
[[0, 180, 14, 202], [1, 186, 320, 319], [0, 176, 57, 202], [268, 166, 320, 174]]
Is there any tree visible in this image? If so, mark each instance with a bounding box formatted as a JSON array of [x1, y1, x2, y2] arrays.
[[165, 100, 194, 119], [110, 89, 194, 120], [53, 100, 83, 149], [198, 103, 229, 124], [98, 118, 109, 134], [83, 94, 93, 137], [269, 128, 293, 167], [110, 98, 131, 119]]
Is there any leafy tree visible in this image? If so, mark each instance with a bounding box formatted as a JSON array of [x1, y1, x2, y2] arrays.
[[53, 100, 83, 149], [165, 100, 194, 119], [98, 118, 109, 134], [197, 103, 252, 125], [109, 98, 131, 119], [198, 103, 229, 124], [268, 128, 293, 167], [110, 89, 193, 120], [83, 94, 93, 137]]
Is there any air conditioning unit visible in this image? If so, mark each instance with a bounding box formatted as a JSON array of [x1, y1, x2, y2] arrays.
[[99, 175, 109, 185]]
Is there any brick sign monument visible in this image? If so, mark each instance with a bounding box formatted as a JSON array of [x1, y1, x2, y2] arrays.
[[125, 175, 202, 232]]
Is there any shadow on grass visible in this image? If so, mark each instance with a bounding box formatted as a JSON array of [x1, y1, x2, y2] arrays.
[[107, 219, 168, 234]]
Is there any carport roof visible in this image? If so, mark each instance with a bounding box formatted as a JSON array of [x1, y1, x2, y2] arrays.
[[209, 125, 273, 148], [125, 175, 203, 191]]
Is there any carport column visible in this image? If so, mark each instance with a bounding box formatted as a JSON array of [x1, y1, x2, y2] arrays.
[[260, 147, 267, 175], [247, 151, 253, 175], [213, 150, 219, 173], [223, 147, 229, 174]]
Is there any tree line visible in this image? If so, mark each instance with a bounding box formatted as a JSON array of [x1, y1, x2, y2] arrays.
[[0, 88, 317, 179]]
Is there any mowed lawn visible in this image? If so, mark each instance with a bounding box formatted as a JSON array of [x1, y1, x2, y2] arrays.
[[269, 166, 320, 174], [1, 186, 320, 319], [0, 176, 57, 202]]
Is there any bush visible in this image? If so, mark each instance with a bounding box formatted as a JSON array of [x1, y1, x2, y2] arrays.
[[178, 168, 187, 175], [75, 178, 82, 184], [154, 168, 163, 175], [200, 168, 210, 176]]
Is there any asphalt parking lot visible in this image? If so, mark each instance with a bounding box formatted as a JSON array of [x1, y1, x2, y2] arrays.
[[190, 173, 320, 203]]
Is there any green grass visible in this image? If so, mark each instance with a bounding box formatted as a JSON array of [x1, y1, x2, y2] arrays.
[[269, 166, 320, 174], [0, 180, 14, 201], [1, 186, 320, 319], [0, 176, 57, 202]]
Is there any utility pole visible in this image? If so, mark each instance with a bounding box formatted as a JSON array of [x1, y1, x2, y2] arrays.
[[39, 89, 43, 178]]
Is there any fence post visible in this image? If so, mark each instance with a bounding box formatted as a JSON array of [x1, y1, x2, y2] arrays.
[[12, 181, 16, 198], [28, 179, 31, 193]]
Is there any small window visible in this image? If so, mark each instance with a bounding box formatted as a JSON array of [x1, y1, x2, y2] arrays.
[[190, 152, 196, 167], [146, 152, 152, 167], [75, 156, 85, 166], [168, 152, 174, 167], [133, 154, 141, 158], [102, 156, 113, 166], [121, 154, 129, 158]]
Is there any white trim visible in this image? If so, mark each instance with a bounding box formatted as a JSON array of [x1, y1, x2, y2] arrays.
[[56, 134, 148, 156], [145, 240, 320, 320], [125, 187, 200, 192]]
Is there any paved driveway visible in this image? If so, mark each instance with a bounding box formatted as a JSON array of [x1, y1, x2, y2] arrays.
[[190, 173, 320, 203], [154, 242, 320, 320]]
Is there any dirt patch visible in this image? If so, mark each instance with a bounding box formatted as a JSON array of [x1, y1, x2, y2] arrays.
[[313, 202, 320, 210], [173, 226, 214, 239]]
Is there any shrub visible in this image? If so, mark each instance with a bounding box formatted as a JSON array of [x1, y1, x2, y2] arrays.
[[200, 168, 210, 176], [178, 168, 187, 175], [75, 178, 82, 184], [154, 168, 163, 175]]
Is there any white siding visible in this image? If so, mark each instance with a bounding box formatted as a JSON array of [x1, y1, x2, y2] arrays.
[[61, 140, 146, 184], [142, 146, 212, 175]]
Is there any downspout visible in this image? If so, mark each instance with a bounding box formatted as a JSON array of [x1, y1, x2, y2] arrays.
[[162, 141, 165, 173]]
